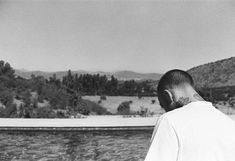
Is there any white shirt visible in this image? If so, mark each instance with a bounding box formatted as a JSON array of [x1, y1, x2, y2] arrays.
[[144, 101, 235, 161]]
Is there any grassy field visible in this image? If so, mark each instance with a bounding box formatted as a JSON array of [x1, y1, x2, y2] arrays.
[[83, 96, 235, 116], [83, 96, 163, 114]]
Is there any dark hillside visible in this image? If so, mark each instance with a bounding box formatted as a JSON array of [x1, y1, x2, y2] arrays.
[[188, 57, 235, 88]]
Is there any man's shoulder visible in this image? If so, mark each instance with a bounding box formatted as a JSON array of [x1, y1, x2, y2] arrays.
[[161, 103, 190, 120], [157, 109, 184, 128], [161, 101, 235, 127], [161, 101, 214, 122]]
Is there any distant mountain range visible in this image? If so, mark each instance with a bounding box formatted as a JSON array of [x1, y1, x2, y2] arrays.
[[15, 69, 162, 81], [15, 56, 235, 87], [188, 57, 235, 88]]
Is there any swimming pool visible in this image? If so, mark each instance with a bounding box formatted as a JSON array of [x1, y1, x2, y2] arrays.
[[0, 130, 152, 161]]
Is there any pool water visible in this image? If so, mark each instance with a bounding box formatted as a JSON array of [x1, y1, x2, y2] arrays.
[[0, 130, 152, 161]]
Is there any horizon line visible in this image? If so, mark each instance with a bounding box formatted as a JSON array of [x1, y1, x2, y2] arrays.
[[15, 68, 163, 74]]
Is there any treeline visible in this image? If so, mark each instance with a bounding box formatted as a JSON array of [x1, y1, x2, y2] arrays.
[[61, 70, 157, 96]]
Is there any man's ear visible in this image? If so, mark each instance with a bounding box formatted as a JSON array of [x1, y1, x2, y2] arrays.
[[163, 89, 174, 104]]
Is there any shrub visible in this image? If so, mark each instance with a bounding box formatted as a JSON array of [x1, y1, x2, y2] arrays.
[[33, 106, 56, 118], [151, 100, 156, 104], [83, 99, 110, 115], [138, 94, 142, 99], [229, 97, 235, 108], [56, 111, 67, 118], [0, 103, 17, 118], [138, 106, 148, 117], [117, 101, 131, 115], [100, 95, 107, 100], [0, 87, 13, 106], [73, 99, 110, 115]]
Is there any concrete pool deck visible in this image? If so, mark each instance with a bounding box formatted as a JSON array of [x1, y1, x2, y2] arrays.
[[0, 115, 234, 131]]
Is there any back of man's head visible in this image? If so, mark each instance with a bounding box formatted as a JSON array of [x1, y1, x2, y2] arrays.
[[157, 69, 195, 112]]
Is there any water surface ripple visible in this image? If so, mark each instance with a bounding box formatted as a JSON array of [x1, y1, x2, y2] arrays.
[[0, 130, 152, 161]]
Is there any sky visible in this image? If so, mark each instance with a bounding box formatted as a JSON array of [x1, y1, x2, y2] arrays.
[[0, 0, 235, 73]]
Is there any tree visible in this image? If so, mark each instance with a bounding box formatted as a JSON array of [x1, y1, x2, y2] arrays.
[[4, 103, 17, 118], [49, 74, 61, 88], [0, 61, 15, 88], [62, 70, 75, 93], [0, 86, 13, 106], [105, 75, 118, 95], [0, 60, 15, 78]]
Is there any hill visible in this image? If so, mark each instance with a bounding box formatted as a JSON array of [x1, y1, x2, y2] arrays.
[[188, 57, 235, 88], [15, 69, 162, 81]]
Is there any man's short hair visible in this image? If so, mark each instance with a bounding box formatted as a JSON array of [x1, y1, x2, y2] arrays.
[[157, 69, 194, 110]]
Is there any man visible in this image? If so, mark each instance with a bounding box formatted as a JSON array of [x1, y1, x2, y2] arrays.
[[144, 69, 235, 161]]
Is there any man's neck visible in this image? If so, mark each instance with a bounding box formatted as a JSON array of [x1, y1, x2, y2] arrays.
[[173, 85, 204, 107]]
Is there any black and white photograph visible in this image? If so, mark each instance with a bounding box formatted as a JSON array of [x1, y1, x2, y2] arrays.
[[0, 0, 235, 160]]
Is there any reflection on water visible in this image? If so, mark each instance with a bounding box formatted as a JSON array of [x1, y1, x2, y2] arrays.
[[0, 130, 152, 161]]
